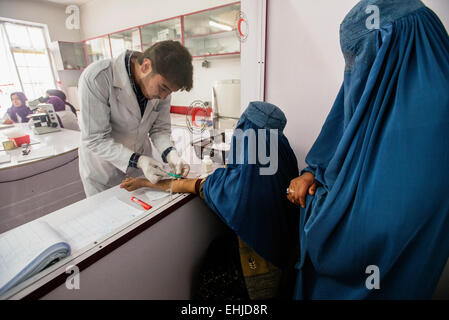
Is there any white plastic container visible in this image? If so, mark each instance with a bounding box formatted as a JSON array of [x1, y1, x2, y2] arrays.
[[202, 155, 213, 175], [212, 79, 241, 119]]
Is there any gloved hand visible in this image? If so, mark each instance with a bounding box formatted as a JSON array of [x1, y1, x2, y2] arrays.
[[166, 150, 190, 177], [137, 155, 167, 184]]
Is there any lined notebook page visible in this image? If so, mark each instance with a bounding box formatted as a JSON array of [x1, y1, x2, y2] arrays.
[[54, 197, 144, 253], [0, 221, 67, 292]]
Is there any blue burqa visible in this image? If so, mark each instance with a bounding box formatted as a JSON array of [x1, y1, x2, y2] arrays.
[[203, 101, 299, 268], [294, 0, 449, 299]]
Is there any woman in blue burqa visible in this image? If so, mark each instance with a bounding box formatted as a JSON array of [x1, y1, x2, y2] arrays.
[[120, 101, 300, 299], [287, 0, 449, 299]]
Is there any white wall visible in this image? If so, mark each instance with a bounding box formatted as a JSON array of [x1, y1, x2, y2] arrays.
[[265, 0, 449, 167], [425, 0, 449, 28], [240, 0, 267, 111], [171, 56, 240, 106], [57, 70, 83, 88], [0, 0, 81, 42]]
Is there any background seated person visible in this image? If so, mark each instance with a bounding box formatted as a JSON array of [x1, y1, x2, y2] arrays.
[[2, 92, 32, 124], [121, 101, 300, 300], [46, 89, 78, 117], [46, 96, 80, 131]]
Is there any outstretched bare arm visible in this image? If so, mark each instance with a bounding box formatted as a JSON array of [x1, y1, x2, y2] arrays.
[[120, 177, 198, 194]]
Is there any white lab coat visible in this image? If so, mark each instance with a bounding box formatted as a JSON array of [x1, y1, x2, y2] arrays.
[[78, 51, 173, 196]]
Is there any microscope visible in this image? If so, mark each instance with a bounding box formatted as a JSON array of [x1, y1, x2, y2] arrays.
[[26, 102, 61, 135]]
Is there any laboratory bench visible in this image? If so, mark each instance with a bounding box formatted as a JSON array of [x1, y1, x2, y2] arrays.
[[0, 124, 85, 234]]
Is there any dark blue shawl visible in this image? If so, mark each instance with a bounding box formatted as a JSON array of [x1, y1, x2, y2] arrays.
[[203, 101, 299, 268]]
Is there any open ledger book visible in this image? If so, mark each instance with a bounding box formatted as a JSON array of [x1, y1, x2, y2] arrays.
[[0, 196, 151, 296], [0, 221, 70, 296]]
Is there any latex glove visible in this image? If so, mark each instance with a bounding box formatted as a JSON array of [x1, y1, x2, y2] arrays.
[[166, 150, 190, 177], [137, 155, 166, 184]]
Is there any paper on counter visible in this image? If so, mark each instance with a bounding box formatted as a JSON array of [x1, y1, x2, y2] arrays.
[[29, 138, 40, 145], [144, 189, 170, 201], [0, 154, 11, 164], [54, 196, 144, 253]]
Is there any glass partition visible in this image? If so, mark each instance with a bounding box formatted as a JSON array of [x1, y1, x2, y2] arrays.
[[85, 36, 111, 63], [110, 28, 141, 57], [57, 41, 87, 69], [140, 17, 182, 51], [183, 3, 240, 56]]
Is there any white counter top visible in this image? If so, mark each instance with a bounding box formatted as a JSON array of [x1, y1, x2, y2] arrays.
[[0, 180, 193, 299], [0, 124, 80, 170], [0, 158, 225, 299]]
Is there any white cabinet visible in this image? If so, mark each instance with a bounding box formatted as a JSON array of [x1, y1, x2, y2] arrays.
[[183, 3, 241, 57], [50, 41, 87, 70]]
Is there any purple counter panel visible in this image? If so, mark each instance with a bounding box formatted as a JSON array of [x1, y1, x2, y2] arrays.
[[0, 149, 86, 233]]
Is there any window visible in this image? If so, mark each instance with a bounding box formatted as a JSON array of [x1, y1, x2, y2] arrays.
[[0, 25, 21, 117], [0, 21, 57, 117]]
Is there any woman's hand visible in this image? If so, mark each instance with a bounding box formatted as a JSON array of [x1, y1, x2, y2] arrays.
[[3, 119, 13, 125], [120, 177, 149, 191], [287, 172, 317, 208]]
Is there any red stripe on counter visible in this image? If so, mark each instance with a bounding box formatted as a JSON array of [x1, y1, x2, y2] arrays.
[[170, 106, 212, 116]]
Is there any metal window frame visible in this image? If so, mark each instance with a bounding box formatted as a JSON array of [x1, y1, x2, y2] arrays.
[[0, 18, 58, 96]]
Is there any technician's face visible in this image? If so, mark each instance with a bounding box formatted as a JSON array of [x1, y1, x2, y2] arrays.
[[11, 95, 22, 107], [136, 58, 179, 100]]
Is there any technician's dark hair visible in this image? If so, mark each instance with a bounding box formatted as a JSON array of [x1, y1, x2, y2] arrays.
[[136, 40, 193, 92]]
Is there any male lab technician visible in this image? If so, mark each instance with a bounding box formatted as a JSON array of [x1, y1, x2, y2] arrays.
[[78, 40, 193, 196]]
